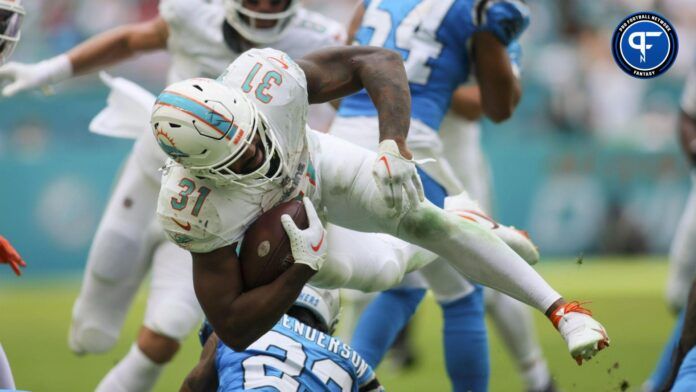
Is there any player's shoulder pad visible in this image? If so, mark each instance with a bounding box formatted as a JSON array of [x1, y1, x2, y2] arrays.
[[293, 8, 347, 46], [473, 0, 530, 46], [157, 164, 229, 253], [222, 48, 308, 90], [159, 0, 206, 27]]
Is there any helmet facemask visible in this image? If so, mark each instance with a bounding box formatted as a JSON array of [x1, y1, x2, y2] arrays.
[[224, 0, 300, 45], [0, 0, 24, 65], [203, 109, 285, 188]]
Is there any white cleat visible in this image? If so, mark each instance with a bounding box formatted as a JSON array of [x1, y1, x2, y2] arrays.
[[444, 191, 540, 265], [551, 301, 610, 365]]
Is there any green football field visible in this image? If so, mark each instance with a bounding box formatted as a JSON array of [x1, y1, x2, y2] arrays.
[[0, 257, 677, 391]]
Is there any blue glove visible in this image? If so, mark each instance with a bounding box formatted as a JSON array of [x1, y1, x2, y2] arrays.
[[476, 0, 530, 46]]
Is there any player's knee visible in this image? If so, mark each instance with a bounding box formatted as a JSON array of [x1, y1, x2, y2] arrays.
[[89, 229, 143, 283], [137, 327, 181, 364], [398, 205, 456, 243], [144, 301, 203, 342], [363, 260, 406, 292], [70, 324, 119, 354]]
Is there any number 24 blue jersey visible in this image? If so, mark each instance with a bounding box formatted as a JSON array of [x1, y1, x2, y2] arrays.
[[216, 315, 378, 391], [338, 0, 529, 130]]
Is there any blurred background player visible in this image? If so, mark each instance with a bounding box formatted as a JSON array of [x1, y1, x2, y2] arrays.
[[0, 0, 25, 389], [0, 1, 345, 391], [643, 55, 696, 392], [0, 0, 25, 276], [183, 285, 384, 392], [329, 1, 555, 390]]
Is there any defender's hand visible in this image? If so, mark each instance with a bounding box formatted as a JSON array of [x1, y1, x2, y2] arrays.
[[373, 139, 425, 213], [0, 236, 26, 276], [281, 198, 327, 271], [0, 55, 72, 97]]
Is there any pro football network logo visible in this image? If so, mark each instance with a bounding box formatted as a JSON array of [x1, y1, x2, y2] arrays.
[[611, 12, 678, 79]]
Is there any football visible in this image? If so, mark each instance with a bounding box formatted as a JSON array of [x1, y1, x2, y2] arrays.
[[239, 200, 308, 290]]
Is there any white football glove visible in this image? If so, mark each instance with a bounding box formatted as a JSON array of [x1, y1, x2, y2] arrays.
[[373, 139, 425, 213], [0, 54, 72, 97], [280, 197, 327, 271]]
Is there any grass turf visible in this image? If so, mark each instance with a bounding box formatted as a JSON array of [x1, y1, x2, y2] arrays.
[[0, 257, 675, 391]]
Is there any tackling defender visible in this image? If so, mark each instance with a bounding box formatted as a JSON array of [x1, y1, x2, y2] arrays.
[[151, 45, 610, 367], [182, 286, 384, 392], [0, 1, 345, 391]]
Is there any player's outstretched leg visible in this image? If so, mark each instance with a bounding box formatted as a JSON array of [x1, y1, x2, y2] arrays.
[[318, 132, 610, 364]]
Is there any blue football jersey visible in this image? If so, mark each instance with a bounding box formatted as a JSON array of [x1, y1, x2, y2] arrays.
[[216, 315, 377, 391], [338, 0, 529, 130]]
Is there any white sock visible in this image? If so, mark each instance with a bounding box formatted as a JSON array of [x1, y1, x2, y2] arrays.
[[0, 344, 15, 390], [486, 290, 551, 391], [95, 344, 164, 392]]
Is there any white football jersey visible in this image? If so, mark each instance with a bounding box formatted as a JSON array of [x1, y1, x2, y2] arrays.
[[132, 0, 345, 181], [160, 0, 346, 83], [157, 48, 319, 253]]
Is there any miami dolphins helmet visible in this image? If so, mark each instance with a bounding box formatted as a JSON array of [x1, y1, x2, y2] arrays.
[[150, 77, 284, 187]]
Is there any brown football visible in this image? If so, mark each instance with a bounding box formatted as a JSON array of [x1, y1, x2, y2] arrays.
[[239, 200, 308, 290]]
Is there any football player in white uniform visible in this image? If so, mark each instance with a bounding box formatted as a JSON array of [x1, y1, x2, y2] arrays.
[[0, 1, 25, 389], [0, 1, 346, 391], [182, 285, 384, 392], [151, 46, 611, 369]]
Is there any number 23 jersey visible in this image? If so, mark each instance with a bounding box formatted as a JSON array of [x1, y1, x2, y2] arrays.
[[216, 315, 380, 392]]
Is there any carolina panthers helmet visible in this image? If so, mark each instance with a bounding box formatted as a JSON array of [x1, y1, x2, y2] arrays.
[[294, 285, 340, 334], [224, 0, 300, 45], [150, 77, 284, 187], [0, 0, 24, 64]]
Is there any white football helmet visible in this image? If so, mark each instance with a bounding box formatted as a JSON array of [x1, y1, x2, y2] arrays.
[[151, 77, 284, 187], [294, 285, 340, 334], [0, 0, 24, 64], [224, 0, 300, 45]]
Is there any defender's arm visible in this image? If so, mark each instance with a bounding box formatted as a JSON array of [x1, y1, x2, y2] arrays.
[[68, 16, 169, 76], [180, 333, 220, 392], [192, 245, 314, 351], [450, 85, 484, 121], [0, 16, 168, 96], [472, 31, 520, 123], [297, 46, 412, 157]]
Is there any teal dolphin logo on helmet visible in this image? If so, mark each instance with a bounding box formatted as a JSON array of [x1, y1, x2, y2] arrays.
[[155, 128, 190, 159]]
